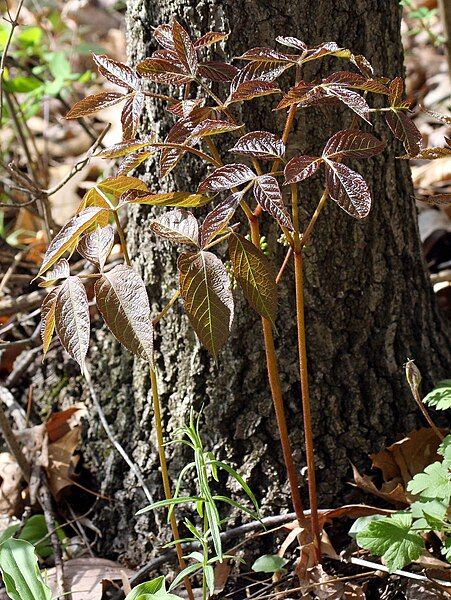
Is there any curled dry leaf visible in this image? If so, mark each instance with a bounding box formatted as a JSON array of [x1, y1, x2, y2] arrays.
[[151, 209, 199, 246], [200, 192, 243, 247], [41, 288, 59, 358], [178, 251, 233, 361], [228, 232, 277, 324], [325, 161, 371, 219], [95, 264, 154, 366], [55, 276, 90, 371], [230, 131, 285, 160], [77, 225, 115, 271], [66, 92, 125, 119], [253, 175, 293, 229], [39, 258, 70, 288], [38, 207, 107, 277], [198, 164, 255, 192]]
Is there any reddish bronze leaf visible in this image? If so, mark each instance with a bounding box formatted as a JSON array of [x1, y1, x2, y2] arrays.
[[200, 192, 243, 247], [77, 225, 114, 271], [55, 276, 90, 371], [231, 61, 291, 89], [236, 47, 295, 63], [228, 232, 277, 324], [198, 164, 255, 192], [178, 251, 233, 361], [38, 207, 107, 277], [93, 54, 140, 90], [326, 86, 371, 123], [41, 288, 59, 358], [304, 42, 351, 62], [323, 71, 388, 94], [167, 99, 203, 117], [66, 92, 124, 119], [389, 77, 404, 107], [39, 258, 70, 288], [194, 31, 229, 49], [136, 58, 193, 85], [230, 131, 285, 160], [150, 209, 199, 246], [95, 264, 154, 365], [351, 54, 374, 78], [227, 80, 281, 105], [172, 19, 198, 75], [253, 175, 293, 230], [275, 36, 307, 52], [385, 110, 423, 157], [284, 155, 323, 185], [154, 23, 175, 51], [325, 161, 371, 219], [121, 92, 145, 139], [197, 61, 238, 82], [189, 119, 243, 140], [322, 130, 385, 160]]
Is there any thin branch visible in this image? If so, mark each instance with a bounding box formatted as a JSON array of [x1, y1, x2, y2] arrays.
[[0, 0, 24, 128]]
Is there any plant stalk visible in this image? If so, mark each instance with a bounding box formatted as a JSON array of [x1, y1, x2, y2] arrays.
[[249, 217, 308, 529], [293, 248, 321, 560], [149, 367, 195, 600]]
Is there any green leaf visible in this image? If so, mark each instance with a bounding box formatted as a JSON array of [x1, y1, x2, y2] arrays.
[[205, 564, 215, 595], [438, 435, 451, 468], [0, 525, 20, 545], [20, 515, 64, 559], [252, 554, 287, 573], [411, 499, 448, 530], [348, 515, 385, 539], [210, 460, 260, 515], [136, 496, 203, 516], [406, 461, 451, 501], [423, 380, 451, 411], [228, 232, 277, 324], [0, 539, 52, 600], [3, 77, 41, 93], [169, 563, 202, 591], [124, 576, 166, 600], [442, 537, 451, 563], [17, 27, 42, 47], [356, 513, 424, 572]]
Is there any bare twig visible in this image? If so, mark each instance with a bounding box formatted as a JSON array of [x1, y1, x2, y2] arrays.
[[0, 401, 30, 481], [0, 0, 25, 127], [39, 473, 70, 600]]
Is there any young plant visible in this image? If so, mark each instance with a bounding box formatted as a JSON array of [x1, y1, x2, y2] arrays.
[[0, 538, 52, 600], [353, 379, 451, 572], [136, 410, 259, 600], [37, 17, 450, 576]]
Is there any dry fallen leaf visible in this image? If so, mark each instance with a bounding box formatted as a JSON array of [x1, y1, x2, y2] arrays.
[[46, 557, 134, 600], [0, 453, 24, 516]]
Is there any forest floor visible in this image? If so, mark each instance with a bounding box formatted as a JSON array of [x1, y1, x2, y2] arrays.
[[0, 0, 450, 599]]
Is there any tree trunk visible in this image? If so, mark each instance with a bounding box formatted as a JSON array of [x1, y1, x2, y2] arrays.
[[77, 0, 450, 564]]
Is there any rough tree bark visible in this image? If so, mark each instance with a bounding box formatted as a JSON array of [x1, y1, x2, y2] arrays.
[[65, 0, 451, 564]]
